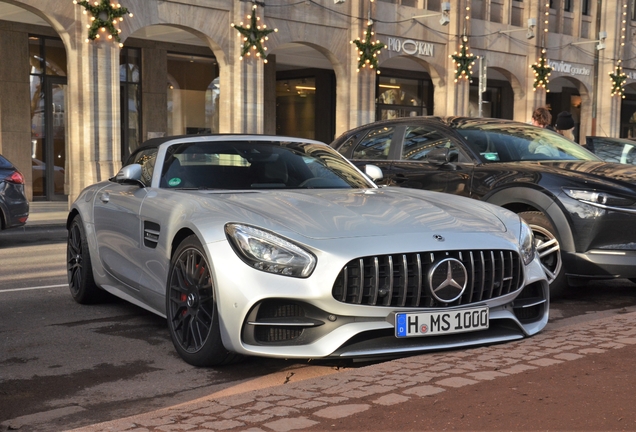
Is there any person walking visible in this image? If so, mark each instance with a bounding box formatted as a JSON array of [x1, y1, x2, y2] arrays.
[[531, 107, 555, 131], [555, 111, 575, 141]]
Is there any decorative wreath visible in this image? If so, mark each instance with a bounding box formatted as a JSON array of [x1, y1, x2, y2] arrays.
[[610, 62, 627, 98], [451, 38, 476, 82], [231, 5, 277, 63], [351, 22, 385, 74], [531, 49, 552, 91], [73, 0, 133, 44]]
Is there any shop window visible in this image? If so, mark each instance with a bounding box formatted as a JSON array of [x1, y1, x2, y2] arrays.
[[376, 75, 431, 120], [167, 53, 219, 136], [469, 79, 514, 120], [276, 78, 316, 140], [120, 47, 141, 162]]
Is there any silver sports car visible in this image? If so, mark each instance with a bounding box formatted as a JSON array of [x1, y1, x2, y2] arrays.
[[67, 134, 548, 366]]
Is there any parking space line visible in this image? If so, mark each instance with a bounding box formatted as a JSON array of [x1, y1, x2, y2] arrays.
[[0, 284, 68, 293]]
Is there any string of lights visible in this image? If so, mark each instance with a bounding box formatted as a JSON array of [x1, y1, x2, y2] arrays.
[[610, 2, 628, 98]]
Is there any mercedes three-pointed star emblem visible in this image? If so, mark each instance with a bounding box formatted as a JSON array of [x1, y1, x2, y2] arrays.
[[428, 258, 468, 303]]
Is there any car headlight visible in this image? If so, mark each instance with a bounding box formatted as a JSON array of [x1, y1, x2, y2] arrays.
[[563, 188, 635, 207], [519, 218, 535, 266], [225, 224, 316, 278]]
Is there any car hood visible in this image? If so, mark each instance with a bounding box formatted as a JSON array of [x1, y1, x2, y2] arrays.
[[210, 187, 507, 240]]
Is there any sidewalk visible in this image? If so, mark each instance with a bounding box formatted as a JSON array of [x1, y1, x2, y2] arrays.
[[66, 310, 636, 432], [26, 201, 68, 228]]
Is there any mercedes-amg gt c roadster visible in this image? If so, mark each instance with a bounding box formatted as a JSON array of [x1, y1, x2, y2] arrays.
[[67, 134, 548, 366]]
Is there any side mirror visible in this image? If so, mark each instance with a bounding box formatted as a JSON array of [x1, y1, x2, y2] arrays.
[[364, 164, 383, 182], [427, 147, 452, 166], [115, 164, 144, 186]]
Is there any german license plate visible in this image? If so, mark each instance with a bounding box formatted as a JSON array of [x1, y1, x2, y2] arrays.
[[395, 306, 489, 338]]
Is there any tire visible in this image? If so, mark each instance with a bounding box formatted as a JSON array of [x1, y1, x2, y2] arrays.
[[166, 235, 237, 367], [67, 214, 105, 304], [518, 211, 569, 298]]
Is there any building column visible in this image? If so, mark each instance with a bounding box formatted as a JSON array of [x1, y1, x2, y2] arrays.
[[0, 27, 31, 196], [66, 31, 121, 204], [220, 2, 268, 134], [594, 0, 623, 137], [338, 1, 376, 135]]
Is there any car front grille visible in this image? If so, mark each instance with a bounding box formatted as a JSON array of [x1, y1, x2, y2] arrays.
[[332, 250, 523, 308]]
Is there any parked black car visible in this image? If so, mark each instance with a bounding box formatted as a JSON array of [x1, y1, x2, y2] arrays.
[[586, 136, 636, 165], [331, 117, 636, 297], [0, 154, 29, 230]]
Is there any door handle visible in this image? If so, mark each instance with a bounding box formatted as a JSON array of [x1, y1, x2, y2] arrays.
[[100, 192, 110, 203]]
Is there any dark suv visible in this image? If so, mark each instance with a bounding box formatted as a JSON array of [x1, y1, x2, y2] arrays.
[[332, 117, 636, 297], [0, 154, 29, 230]]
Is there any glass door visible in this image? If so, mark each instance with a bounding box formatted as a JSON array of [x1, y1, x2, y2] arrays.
[[32, 76, 67, 201]]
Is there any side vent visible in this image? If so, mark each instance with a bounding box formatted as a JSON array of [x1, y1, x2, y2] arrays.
[[143, 221, 160, 248]]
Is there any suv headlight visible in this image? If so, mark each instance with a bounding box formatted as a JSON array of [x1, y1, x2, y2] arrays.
[[225, 224, 316, 278], [563, 189, 635, 207], [519, 218, 535, 266]]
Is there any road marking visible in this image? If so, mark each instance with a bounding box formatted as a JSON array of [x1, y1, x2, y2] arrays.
[[0, 284, 68, 293]]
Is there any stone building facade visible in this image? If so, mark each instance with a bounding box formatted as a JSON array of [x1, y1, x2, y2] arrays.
[[0, 0, 634, 204]]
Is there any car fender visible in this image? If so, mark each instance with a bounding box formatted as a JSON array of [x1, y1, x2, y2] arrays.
[[485, 186, 575, 253]]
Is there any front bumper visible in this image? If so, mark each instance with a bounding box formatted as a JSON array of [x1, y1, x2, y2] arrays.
[[207, 237, 549, 360]]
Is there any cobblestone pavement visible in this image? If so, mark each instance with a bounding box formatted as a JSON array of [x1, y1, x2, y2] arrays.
[[64, 310, 636, 432]]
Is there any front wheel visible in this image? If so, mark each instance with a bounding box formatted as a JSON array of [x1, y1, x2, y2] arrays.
[[518, 211, 569, 298], [67, 214, 106, 304], [166, 235, 237, 367]]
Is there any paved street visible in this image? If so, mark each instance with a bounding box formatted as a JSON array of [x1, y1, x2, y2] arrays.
[[67, 309, 636, 432]]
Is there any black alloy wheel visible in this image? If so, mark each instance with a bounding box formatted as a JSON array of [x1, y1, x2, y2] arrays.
[[166, 235, 236, 366], [519, 211, 568, 298], [67, 214, 104, 304]]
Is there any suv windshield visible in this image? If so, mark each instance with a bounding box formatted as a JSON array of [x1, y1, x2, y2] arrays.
[[457, 124, 601, 163], [159, 140, 374, 190]]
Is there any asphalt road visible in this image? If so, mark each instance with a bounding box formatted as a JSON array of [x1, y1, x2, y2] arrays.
[[1, 227, 636, 431]]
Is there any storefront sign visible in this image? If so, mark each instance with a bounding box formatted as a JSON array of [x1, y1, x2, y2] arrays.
[[386, 37, 434, 57], [547, 59, 591, 77], [626, 71, 636, 80]]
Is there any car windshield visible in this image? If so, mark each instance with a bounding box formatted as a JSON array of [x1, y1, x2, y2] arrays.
[[159, 140, 374, 190], [456, 123, 601, 163]]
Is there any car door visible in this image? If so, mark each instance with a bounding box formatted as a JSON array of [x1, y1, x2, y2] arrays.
[[93, 148, 156, 291], [388, 124, 475, 196]]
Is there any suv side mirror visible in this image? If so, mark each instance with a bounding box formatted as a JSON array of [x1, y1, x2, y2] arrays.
[[427, 147, 452, 166]]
